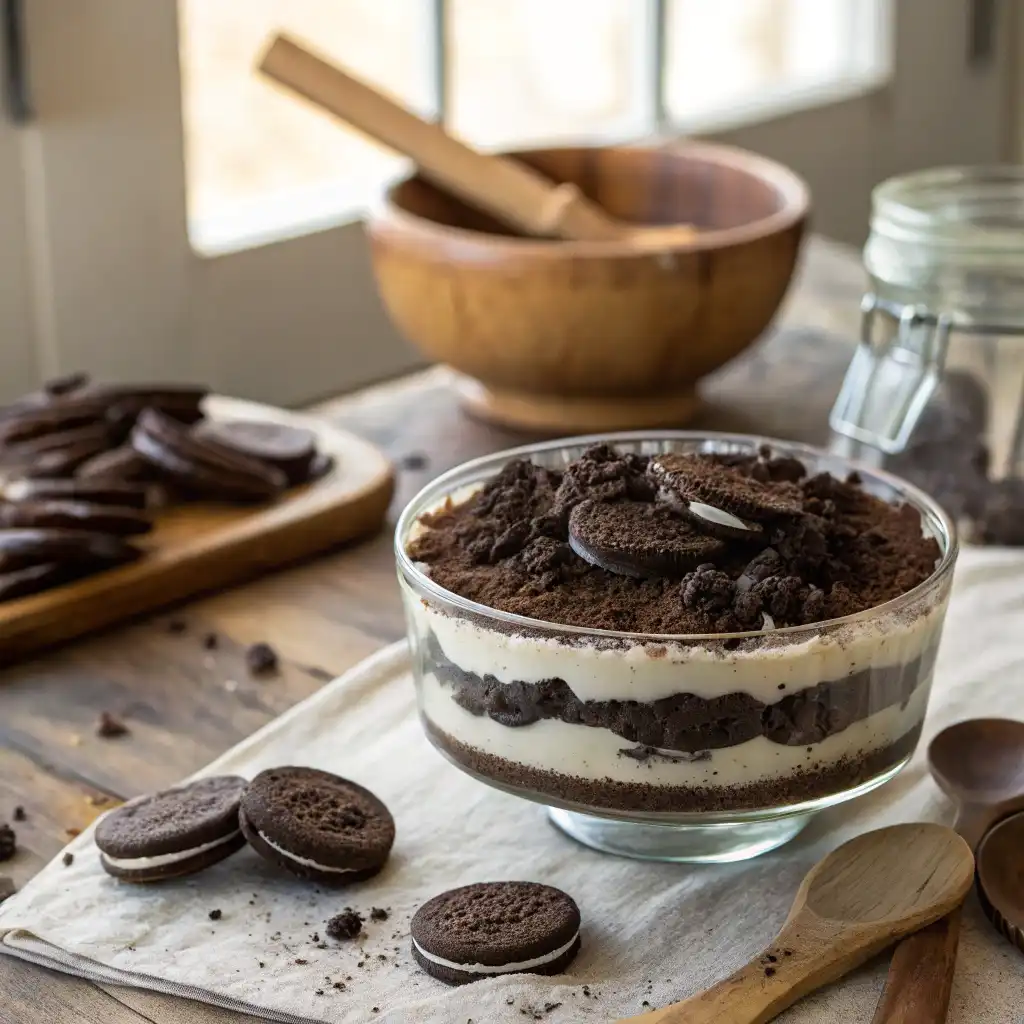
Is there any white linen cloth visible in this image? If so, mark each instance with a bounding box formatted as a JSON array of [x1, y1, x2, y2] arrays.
[[1, 548, 1023, 1023]]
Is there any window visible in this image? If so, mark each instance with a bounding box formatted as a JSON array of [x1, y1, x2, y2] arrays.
[[179, 0, 890, 255], [9, 0, 1007, 405]]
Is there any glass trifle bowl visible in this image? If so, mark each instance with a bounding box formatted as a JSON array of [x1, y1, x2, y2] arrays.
[[395, 433, 957, 863]]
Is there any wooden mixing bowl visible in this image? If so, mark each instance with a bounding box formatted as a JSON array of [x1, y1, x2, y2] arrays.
[[367, 142, 810, 432]]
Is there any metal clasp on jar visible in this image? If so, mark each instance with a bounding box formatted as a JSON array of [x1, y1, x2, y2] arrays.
[[829, 294, 953, 455]]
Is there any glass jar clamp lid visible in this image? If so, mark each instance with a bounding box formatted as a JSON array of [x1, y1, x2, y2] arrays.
[[830, 166, 1024, 545]]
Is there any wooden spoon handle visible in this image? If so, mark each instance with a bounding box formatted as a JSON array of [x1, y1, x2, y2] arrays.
[[871, 908, 962, 1024], [257, 35, 628, 242]]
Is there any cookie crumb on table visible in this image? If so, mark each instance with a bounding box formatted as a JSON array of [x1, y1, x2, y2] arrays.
[[370, 906, 389, 921], [62, 852, 74, 867], [245, 641, 279, 676], [398, 451, 429, 472], [203, 632, 219, 650], [208, 909, 222, 921], [327, 908, 365, 940], [12, 806, 25, 822], [0, 824, 16, 862], [96, 711, 129, 738]]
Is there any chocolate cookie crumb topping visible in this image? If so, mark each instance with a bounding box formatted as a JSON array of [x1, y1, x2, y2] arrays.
[[0, 824, 15, 861], [408, 444, 940, 633]]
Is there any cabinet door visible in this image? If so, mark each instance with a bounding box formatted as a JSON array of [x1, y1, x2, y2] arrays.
[[10, 0, 1014, 404], [0, 112, 41, 396]]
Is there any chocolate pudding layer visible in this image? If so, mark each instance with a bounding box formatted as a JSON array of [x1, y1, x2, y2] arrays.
[[425, 635, 935, 751], [403, 442, 949, 813]]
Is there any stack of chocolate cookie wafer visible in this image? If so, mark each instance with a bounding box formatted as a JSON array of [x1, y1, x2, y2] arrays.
[[0, 374, 330, 604]]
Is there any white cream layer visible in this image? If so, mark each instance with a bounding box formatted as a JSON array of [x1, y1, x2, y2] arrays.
[[257, 830, 360, 874], [421, 672, 932, 789], [410, 595, 946, 706], [100, 830, 241, 870], [412, 930, 579, 975]]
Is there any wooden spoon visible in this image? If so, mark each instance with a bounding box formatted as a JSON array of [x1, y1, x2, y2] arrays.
[[258, 35, 698, 249], [618, 823, 973, 1024], [976, 810, 1024, 953], [872, 718, 1024, 1024]]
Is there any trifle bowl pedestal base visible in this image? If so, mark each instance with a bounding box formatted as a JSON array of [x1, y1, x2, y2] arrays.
[[544, 757, 910, 863]]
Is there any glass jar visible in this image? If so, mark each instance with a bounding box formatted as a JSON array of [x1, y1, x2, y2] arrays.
[[830, 167, 1024, 544], [396, 433, 957, 864]]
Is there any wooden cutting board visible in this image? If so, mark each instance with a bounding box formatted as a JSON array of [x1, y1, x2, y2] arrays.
[[0, 395, 394, 664]]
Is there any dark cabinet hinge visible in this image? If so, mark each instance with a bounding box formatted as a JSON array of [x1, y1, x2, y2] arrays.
[[3, 0, 31, 123], [968, 0, 998, 68]]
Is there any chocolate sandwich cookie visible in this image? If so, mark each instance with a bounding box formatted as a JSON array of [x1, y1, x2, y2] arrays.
[[0, 395, 109, 444], [133, 409, 286, 501], [0, 421, 112, 459], [239, 767, 395, 884], [0, 528, 143, 570], [43, 371, 90, 398], [649, 453, 803, 522], [131, 427, 283, 504], [0, 501, 153, 536], [94, 384, 208, 429], [410, 881, 581, 985], [196, 420, 319, 485], [568, 499, 724, 578], [0, 561, 82, 601], [75, 445, 155, 483], [95, 776, 247, 882], [138, 409, 285, 485], [4, 478, 152, 509]]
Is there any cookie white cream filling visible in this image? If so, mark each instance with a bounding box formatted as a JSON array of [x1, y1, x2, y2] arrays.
[[413, 930, 579, 975], [100, 830, 241, 870], [257, 830, 360, 874]]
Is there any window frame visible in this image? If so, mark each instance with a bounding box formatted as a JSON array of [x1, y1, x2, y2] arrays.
[[192, 0, 894, 257]]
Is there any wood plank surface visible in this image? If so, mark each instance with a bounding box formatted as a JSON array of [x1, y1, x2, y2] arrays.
[[0, 237, 864, 1022]]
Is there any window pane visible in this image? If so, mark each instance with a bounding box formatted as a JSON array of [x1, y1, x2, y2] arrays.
[[448, 0, 650, 150], [179, 0, 435, 250], [666, 0, 882, 123]]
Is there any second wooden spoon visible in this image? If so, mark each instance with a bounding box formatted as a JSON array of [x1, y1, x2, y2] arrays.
[[619, 822, 973, 1024], [872, 718, 1024, 1024]]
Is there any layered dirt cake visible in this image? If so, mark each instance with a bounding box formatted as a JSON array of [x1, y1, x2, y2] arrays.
[[405, 444, 946, 813]]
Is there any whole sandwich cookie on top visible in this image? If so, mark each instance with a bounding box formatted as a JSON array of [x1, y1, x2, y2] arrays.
[[568, 498, 724, 578], [239, 766, 395, 884], [95, 776, 247, 882], [410, 881, 581, 986]]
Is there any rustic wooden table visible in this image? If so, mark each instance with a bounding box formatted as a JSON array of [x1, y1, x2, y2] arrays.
[[0, 237, 864, 1022]]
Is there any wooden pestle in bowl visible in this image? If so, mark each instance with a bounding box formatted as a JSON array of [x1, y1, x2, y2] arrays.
[[258, 35, 698, 249]]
